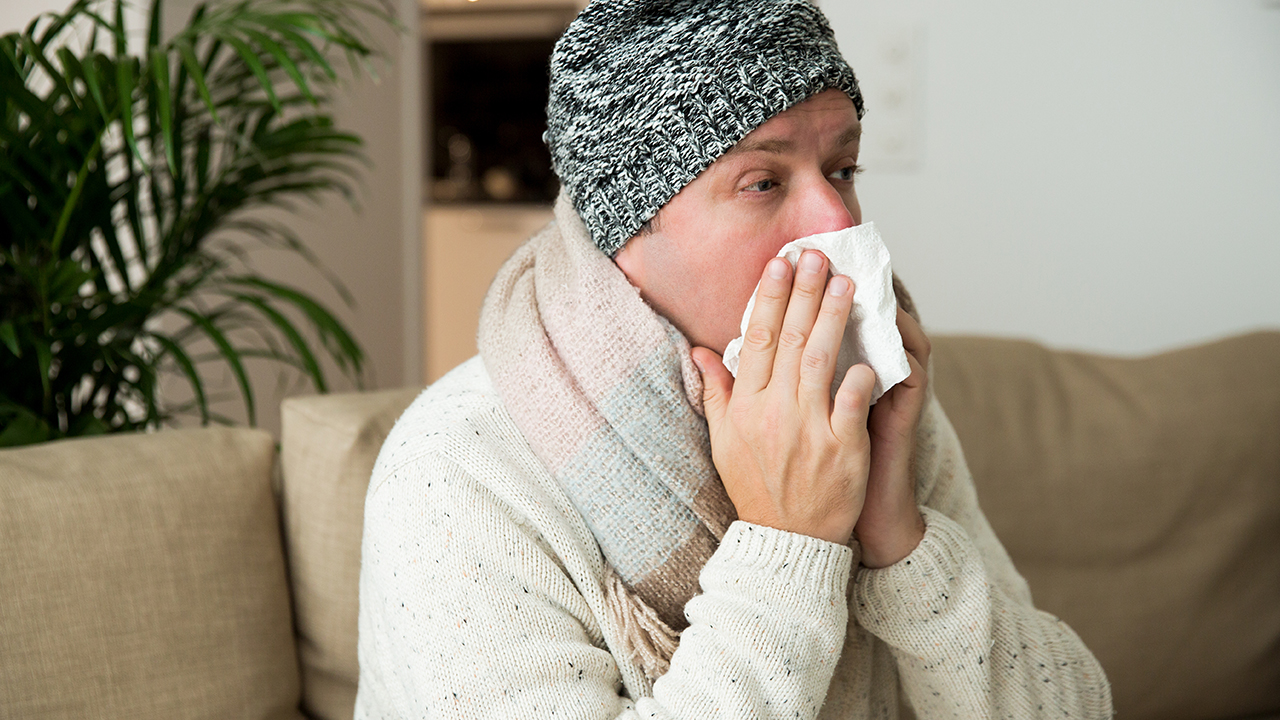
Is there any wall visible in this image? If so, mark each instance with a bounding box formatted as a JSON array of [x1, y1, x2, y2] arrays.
[[424, 205, 550, 381], [4, 0, 422, 435], [1, 0, 132, 34], [826, 0, 1280, 355]]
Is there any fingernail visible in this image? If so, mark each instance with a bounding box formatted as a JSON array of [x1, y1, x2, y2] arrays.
[[692, 354, 706, 373], [800, 251, 824, 274], [829, 275, 850, 297], [767, 258, 788, 279]]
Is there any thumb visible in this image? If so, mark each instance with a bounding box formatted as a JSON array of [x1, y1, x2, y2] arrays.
[[831, 363, 875, 443], [691, 346, 733, 424]]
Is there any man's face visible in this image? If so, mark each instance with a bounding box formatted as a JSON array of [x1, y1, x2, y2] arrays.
[[614, 89, 863, 354]]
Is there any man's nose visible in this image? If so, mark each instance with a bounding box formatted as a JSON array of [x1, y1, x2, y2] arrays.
[[790, 182, 855, 239]]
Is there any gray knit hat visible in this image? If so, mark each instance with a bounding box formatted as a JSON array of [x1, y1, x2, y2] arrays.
[[545, 0, 864, 256]]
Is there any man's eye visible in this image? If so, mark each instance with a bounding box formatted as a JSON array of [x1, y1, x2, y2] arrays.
[[829, 165, 861, 182], [745, 179, 776, 192]]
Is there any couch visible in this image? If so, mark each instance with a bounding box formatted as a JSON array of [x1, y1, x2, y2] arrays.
[[3, 332, 1279, 720]]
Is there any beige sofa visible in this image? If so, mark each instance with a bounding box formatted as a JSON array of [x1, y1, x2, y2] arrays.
[[4, 333, 1279, 720]]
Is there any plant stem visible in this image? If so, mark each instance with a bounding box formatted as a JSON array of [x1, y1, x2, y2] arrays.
[[41, 131, 106, 420], [50, 132, 105, 258]]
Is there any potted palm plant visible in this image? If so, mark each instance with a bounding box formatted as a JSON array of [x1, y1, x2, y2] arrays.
[[0, 0, 390, 446]]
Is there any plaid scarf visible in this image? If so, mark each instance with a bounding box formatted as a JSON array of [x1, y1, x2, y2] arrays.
[[478, 193, 735, 679]]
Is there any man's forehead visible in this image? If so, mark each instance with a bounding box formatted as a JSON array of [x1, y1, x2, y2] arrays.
[[727, 123, 862, 157]]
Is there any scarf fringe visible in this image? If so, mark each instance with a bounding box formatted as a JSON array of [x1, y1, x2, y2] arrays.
[[603, 566, 681, 680]]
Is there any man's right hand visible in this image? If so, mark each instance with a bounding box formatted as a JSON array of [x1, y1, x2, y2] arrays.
[[691, 249, 876, 546]]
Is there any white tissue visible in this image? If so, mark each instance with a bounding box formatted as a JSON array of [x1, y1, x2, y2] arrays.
[[722, 222, 911, 403]]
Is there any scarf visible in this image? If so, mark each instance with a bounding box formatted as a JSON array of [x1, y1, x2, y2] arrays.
[[478, 192, 920, 680]]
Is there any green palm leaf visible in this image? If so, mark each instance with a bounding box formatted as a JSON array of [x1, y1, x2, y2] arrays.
[[0, 0, 388, 446]]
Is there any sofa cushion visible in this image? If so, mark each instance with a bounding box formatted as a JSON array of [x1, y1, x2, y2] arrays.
[[280, 387, 420, 720], [0, 426, 303, 720], [932, 332, 1280, 720]]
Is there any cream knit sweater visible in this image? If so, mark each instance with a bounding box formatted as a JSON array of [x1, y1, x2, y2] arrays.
[[354, 357, 1112, 719]]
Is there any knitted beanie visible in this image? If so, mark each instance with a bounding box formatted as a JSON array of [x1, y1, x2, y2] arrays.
[[545, 0, 864, 257]]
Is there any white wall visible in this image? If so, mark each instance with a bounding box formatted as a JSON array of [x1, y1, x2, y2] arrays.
[[2, 0, 90, 32], [1, 0, 146, 44], [826, 0, 1280, 355]]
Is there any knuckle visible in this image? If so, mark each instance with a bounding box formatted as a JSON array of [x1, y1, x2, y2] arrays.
[[778, 326, 808, 351], [738, 401, 782, 436], [759, 407, 784, 435], [760, 284, 790, 302], [791, 281, 822, 301], [745, 323, 775, 350], [801, 348, 831, 374], [847, 431, 871, 455], [701, 382, 722, 405], [820, 301, 850, 323]]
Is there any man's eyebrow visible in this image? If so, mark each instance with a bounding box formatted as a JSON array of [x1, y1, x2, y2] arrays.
[[836, 125, 862, 147], [725, 125, 862, 157], [726, 137, 793, 156]]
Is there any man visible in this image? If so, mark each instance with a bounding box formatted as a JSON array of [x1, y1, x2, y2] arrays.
[[355, 1, 1112, 717]]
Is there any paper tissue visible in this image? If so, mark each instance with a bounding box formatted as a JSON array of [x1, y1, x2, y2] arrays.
[[721, 222, 911, 402]]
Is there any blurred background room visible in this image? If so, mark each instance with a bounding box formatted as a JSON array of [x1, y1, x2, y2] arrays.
[[415, 0, 1280, 383], [3, 0, 1277, 404]]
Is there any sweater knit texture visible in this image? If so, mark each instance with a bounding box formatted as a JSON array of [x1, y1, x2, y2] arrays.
[[545, 0, 863, 256], [354, 361, 1113, 719], [355, 193, 1116, 712]]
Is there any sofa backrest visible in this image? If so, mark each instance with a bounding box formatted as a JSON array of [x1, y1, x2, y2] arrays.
[[1, 426, 304, 720], [279, 332, 1280, 720], [280, 388, 420, 720], [932, 332, 1280, 720]]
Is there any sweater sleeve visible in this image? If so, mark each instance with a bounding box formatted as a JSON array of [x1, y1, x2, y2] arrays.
[[355, 452, 854, 720], [645, 521, 852, 719], [850, 396, 1114, 719]]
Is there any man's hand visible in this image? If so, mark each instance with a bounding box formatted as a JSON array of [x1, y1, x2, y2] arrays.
[[692, 250, 876, 546], [857, 308, 929, 568], [691, 250, 931, 562]]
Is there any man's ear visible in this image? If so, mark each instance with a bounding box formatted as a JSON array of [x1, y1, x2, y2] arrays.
[[613, 232, 646, 287]]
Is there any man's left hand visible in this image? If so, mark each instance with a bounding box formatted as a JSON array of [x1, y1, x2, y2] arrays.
[[855, 307, 931, 568]]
